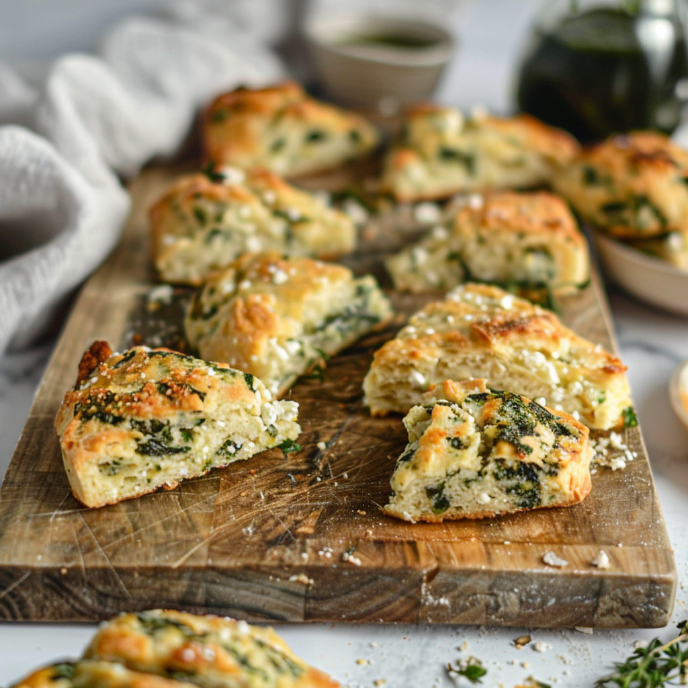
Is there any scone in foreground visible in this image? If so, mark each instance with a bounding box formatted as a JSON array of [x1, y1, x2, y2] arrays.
[[554, 131, 688, 269], [387, 191, 589, 295], [56, 342, 300, 508], [12, 609, 338, 688], [204, 81, 379, 177], [363, 284, 631, 430], [385, 379, 592, 522], [150, 167, 357, 285], [185, 252, 393, 397], [381, 104, 578, 202]]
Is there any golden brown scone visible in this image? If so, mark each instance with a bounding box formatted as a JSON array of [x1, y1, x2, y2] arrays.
[[386, 190, 589, 294], [385, 379, 592, 522], [150, 168, 357, 286], [185, 252, 393, 397], [11, 661, 196, 688], [381, 104, 578, 202], [554, 132, 688, 259], [204, 82, 379, 177], [85, 610, 339, 688], [55, 342, 300, 508], [362, 283, 632, 430]]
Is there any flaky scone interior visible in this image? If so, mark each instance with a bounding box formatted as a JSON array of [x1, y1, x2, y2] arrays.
[[385, 379, 592, 523], [204, 81, 379, 177], [386, 190, 589, 295], [55, 342, 300, 508], [381, 104, 578, 202], [150, 167, 356, 286], [363, 283, 632, 430], [185, 252, 393, 397]]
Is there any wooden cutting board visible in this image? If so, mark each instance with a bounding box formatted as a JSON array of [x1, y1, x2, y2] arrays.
[[0, 166, 676, 627]]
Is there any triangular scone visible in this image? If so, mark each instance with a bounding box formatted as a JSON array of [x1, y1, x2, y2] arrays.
[[381, 104, 578, 202], [386, 191, 589, 294], [55, 342, 301, 508], [150, 168, 357, 285], [204, 81, 379, 177], [185, 253, 393, 397], [81, 610, 339, 688], [12, 611, 339, 688], [385, 379, 592, 522], [363, 284, 631, 430]]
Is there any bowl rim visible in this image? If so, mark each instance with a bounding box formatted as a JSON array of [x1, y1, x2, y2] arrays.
[[304, 13, 454, 67], [596, 231, 688, 278], [669, 360, 688, 431]]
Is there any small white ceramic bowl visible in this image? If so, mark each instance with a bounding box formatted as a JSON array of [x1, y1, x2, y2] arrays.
[[595, 232, 688, 316], [669, 359, 688, 432], [305, 14, 454, 111]]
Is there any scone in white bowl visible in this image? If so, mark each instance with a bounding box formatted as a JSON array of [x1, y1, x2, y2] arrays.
[[595, 233, 688, 316]]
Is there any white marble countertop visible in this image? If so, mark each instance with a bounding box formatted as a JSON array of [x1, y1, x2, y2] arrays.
[[1, 1, 688, 686]]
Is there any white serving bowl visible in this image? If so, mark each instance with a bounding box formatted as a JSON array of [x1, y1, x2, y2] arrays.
[[669, 359, 688, 432], [305, 14, 454, 111], [595, 232, 688, 316]]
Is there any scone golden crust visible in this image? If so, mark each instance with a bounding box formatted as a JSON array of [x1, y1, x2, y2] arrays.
[[204, 82, 379, 177], [387, 191, 589, 294], [84, 610, 339, 688], [55, 342, 301, 508], [554, 132, 688, 243], [11, 661, 196, 688], [150, 168, 356, 285], [385, 379, 592, 522], [185, 252, 393, 396], [381, 105, 579, 202], [363, 284, 631, 430]]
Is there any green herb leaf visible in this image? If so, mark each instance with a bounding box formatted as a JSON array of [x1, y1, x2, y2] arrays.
[[448, 656, 487, 684], [279, 439, 303, 455], [622, 406, 638, 428]]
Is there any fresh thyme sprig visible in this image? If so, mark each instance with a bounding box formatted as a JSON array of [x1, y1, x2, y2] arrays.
[[595, 620, 688, 687]]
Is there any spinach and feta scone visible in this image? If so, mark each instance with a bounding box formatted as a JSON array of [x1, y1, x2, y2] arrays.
[[11, 610, 338, 688], [387, 191, 589, 294], [363, 283, 631, 430], [185, 253, 393, 397], [385, 379, 592, 522], [55, 341, 300, 508], [553, 132, 688, 268], [203, 81, 379, 177], [381, 104, 578, 202], [150, 168, 357, 286]]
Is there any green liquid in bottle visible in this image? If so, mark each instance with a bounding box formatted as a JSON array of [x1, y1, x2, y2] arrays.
[[517, 7, 688, 142]]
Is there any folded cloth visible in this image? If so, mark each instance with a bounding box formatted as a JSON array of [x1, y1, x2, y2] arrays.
[[0, 4, 284, 354]]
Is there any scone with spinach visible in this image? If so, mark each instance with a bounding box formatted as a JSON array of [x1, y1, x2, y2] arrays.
[[204, 81, 379, 177], [11, 610, 338, 688], [381, 104, 578, 202], [554, 132, 688, 268], [363, 283, 631, 430], [385, 379, 592, 522], [387, 191, 589, 295], [55, 342, 300, 508], [150, 168, 357, 286], [185, 253, 393, 396]]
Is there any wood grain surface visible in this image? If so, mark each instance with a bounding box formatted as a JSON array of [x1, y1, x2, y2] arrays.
[[0, 167, 676, 627]]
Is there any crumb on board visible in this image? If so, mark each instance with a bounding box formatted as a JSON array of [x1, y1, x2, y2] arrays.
[[514, 635, 531, 649], [543, 551, 569, 568], [591, 550, 611, 569]]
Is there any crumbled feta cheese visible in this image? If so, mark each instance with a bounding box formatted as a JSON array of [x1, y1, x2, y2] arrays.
[[219, 166, 245, 185], [543, 551, 569, 567], [410, 370, 426, 386], [272, 269, 288, 285], [591, 550, 611, 569], [478, 492, 491, 504], [533, 642, 552, 653], [147, 284, 174, 304], [413, 201, 443, 224]]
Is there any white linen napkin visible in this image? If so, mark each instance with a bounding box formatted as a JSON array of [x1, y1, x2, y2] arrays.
[[0, 4, 284, 354]]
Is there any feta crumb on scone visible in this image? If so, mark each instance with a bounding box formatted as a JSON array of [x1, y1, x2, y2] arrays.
[[185, 252, 393, 397], [553, 131, 688, 269], [204, 81, 379, 178], [387, 191, 589, 294], [385, 379, 592, 522], [363, 284, 631, 430], [381, 104, 578, 202], [55, 342, 301, 509], [11, 610, 339, 688], [150, 167, 357, 286]]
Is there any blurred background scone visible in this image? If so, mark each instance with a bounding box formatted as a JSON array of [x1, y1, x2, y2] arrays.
[[387, 190, 589, 295], [150, 167, 357, 285], [204, 81, 380, 177]]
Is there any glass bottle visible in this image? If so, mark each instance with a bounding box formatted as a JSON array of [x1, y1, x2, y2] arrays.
[[516, 0, 688, 142]]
